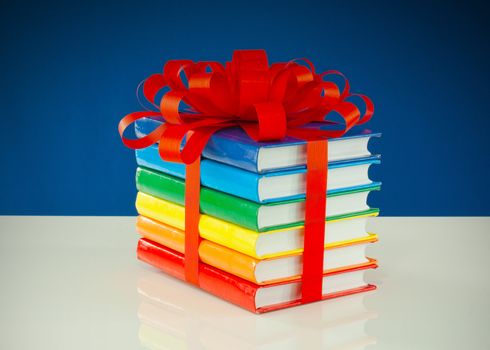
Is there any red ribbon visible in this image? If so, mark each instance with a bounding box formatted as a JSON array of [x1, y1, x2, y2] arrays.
[[119, 50, 373, 303]]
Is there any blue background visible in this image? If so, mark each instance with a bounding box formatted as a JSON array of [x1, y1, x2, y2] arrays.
[[1, 0, 489, 215]]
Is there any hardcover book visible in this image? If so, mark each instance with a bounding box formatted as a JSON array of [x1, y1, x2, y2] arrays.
[[135, 117, 380, 173]]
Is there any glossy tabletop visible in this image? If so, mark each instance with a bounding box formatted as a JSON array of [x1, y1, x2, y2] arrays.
[[0, 217, 489, 349]]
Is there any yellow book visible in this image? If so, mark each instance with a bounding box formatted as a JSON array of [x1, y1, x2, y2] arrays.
[[136, 192, 378, 260], [137, 215, 377, 285]]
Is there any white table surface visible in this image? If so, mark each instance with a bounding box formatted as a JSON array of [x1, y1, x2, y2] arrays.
[[0, 217, 489, 349]]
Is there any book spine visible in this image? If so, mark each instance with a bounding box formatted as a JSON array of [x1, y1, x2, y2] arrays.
[[202, 131, 260, 173], [136, 192, 186, 231], [135, 118, 261, 173], [137, 238, 258, 312], [136, 167, 185, 205], [136, 167, 261, 230], [200, 160, 261, 202], [137, 216, 185, 254], [136, 145, 262, 203], [136, 146, 186, 179], [135, 192, 260, 258], [201, 187, 260, 230], [199, 240, 258, 283]]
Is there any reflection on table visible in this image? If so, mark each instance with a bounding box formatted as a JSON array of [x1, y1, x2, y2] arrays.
[[137, 269, 378, 350]]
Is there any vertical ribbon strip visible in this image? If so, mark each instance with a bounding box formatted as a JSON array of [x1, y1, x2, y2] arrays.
[[184, 158, 201, 284], [301, 140, 328, 303]]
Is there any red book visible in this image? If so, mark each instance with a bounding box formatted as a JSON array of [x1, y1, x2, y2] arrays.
[[138, 238, 377, 313]]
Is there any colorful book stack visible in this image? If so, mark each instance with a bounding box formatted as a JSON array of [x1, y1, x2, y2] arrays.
[[132, 117, 381, 313]]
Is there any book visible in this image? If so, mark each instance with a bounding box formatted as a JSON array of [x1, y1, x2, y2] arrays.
[[137, 238, 377, 313], [136, 192, 378, 259], [136, 167, 380, 231], [137, 215, 377, 285], [136, 144, 381, 203], [135, 117, 381, 173]]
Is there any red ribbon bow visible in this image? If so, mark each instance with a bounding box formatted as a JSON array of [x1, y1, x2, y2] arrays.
[[119, 50, 373, 304]]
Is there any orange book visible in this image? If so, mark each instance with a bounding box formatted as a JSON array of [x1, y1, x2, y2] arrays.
[[137, 216, 377, 285]]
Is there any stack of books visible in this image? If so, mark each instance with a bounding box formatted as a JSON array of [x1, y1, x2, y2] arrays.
[[133, 117, 381, 313]]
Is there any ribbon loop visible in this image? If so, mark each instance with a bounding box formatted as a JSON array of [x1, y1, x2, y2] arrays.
[[118, 111, 163, 149], [254, 102, 287, 140]]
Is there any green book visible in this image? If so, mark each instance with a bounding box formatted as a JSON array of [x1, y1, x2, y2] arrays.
[[136, 167, 380, 232]]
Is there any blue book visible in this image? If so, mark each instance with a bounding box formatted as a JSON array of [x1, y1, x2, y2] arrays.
[[135, 117, 380, 174], [136, 144, 381, 204]]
